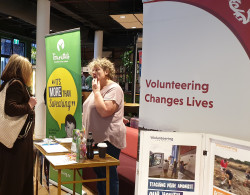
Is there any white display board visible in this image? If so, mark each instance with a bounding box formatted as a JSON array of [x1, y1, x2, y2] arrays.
[[140, 1, 250, 142], [138, 131, 204, 195], [137, 131, 250, 195], [205, 134, 250, 195]]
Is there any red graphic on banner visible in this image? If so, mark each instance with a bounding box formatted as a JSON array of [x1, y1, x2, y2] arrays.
[[139, 50, 142, 65], [144, 0, 250, 59]]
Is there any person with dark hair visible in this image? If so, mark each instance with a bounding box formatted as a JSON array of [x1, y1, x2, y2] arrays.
[[163, 159, 169, 177], [171, 160, 178, 179], [81, 72, 86, 87], [220, 159, 229, 184], [243, 168, 250, 187], [0, 54, 37, 195], [225, 169, 233, 192], [85, 74, 93, 90], [178, 160, 188, 179], [220, 159, 228, 169], [65, 114, 76, 138]]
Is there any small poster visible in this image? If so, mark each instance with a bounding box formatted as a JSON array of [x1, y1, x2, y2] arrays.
[[207, 136, 250, 195], [138, 131, 203, 195]]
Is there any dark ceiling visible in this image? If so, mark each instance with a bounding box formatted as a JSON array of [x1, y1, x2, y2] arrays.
[[0, 0, 143, 50]]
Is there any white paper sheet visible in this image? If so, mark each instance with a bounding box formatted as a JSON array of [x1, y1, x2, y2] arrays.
[[41, 144, 69, 153], [45, 155, 77, 166], [55, 138, 72, 143]]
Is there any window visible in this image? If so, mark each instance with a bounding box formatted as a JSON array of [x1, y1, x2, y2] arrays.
[[13, 41, 25, 56], [31, 43, 36, 65], [0, 37, 26, 77], [1, 57, 9, 84], [1, 38, 12, 55]]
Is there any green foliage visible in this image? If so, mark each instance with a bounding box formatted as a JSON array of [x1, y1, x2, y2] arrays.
[[31, 46, 36, 64], [124, 92, 140, 103], [228, 157, 250, 166], [121, 50, 133, 83]]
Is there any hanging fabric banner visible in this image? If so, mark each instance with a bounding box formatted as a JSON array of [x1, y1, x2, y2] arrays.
[[45, 28, 82, 137], [140, 0, 250, 141], [45, 28, 82, 194]]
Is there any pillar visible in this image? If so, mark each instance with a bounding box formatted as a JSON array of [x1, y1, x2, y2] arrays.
[[34, 0, 50, 139], [94, 30, 103, 58]]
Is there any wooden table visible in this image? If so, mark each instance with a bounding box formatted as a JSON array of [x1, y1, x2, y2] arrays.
[[124, 103, 140, 107], [34, 143, 119, 195], [82, 91, 91, 103], [124, 103, 140, 116]]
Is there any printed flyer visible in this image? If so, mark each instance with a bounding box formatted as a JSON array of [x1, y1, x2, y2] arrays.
[[138, 131, 203, 195], [206, 135, 250, 195]]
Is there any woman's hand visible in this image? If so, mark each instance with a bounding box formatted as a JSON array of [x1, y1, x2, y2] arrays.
[[92, 78, 100, 94], [92, 78, 118, 117], [28, 97, 37, 109], [123, 117, 129, 125]]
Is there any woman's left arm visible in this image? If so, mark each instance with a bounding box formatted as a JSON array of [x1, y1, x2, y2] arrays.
[[94, 91, 118, 117], [92, 78, 119, 117], [5, 80, 32, 117]]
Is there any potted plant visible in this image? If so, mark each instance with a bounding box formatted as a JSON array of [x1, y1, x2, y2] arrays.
[[121, 49, 133, 91]]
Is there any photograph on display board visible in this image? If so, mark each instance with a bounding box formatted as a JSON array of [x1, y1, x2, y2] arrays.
[[65, 114, 76, 138], [212, 144, 250, 195], [149, 145, 196, 181], [138, 131, 203, 194]]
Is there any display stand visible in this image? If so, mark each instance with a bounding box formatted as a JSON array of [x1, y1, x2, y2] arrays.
[[136, 131, 250, 195], [205, 134, 250, 195], [45, 28, 82, 194], [34, 143, 119, 195]]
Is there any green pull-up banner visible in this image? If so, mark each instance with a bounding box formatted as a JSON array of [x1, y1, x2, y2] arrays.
[[45, 28, 82, 194]]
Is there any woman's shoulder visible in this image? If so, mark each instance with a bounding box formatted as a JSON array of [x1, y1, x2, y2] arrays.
[[107, 82, 124, 95], [108, 82, 123, 90], [7, 80, 27, 94], [0, 79, 23, 92], [9, 79, 25, 88], [0, 82, 6, 91]]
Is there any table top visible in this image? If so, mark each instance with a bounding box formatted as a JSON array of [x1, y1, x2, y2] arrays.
[[124, 103, 140, 107], [34, 143, 119, 170]]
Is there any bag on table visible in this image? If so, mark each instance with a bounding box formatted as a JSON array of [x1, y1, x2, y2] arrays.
[[0, 80, 33, 148]]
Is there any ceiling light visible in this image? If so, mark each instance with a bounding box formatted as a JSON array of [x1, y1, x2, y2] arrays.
[[110, 14, 143, 29], [8, 16, 12, 19]]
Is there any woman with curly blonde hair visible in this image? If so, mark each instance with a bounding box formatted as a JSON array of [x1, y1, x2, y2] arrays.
[[82, 58, 126, 195]]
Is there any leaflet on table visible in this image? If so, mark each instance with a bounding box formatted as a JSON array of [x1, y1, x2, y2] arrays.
[[55, 138, 72, 143], [41, 144, 69, 153], [34, 138, 57, 146], [45, 155, 77, 166], [137, 131, 203, 195]]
